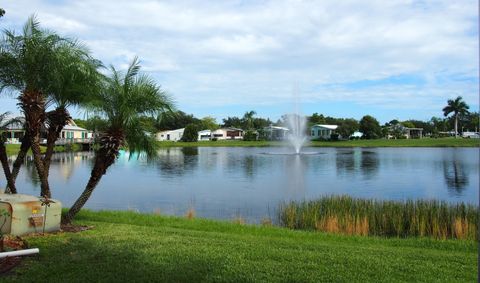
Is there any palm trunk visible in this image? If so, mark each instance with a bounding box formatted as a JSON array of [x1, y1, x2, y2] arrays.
[[6, 134, 31, 193], [19, 90, 51, 198], [43, 108, 70, 176], [454, 114, 458, 138], [62, 131, 123, 224], [0, 143, 16, 194]]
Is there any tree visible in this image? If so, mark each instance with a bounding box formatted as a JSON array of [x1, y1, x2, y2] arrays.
[[0, 16, 69, 197], [0, 8, 5, 18], [308, 113, 326, 125], [42, 40, 103, 181], [181, 123, 199, 142], [222, 116, 243, 128], [359, 115, 381, 139], [0, 112, 21, 193], [156, 111, 197, 131], [442, 96, 469, 138], [243, 110, 256, 130], [336, 118, 359, 139], [62, 57, 173, 224]]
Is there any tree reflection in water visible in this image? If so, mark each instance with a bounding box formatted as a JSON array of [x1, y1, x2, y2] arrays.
[[443, 160, 469, 193]]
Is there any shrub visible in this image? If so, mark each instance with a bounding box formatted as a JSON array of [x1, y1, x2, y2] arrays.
[[181, 124, 199, 142], [243, 130, 258, 141]]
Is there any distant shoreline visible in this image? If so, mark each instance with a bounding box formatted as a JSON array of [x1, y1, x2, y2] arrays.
[[156, 137, 480, 148]]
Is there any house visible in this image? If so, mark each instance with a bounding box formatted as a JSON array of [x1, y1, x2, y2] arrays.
[[263, 125, 289, 141], [212, 128, 244, 140], [198, 130, 212, 141], [3, 115, 25, 144], [57, 122, 90, 143], [404, 127, 423, 139], [310, 124, 338, 140], [156, 128, 185, 141], [3, 116, 92, 145]]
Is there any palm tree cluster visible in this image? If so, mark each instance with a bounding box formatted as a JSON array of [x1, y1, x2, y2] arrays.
[[0, 16, 173, 224], [442, 96, 470, 138]]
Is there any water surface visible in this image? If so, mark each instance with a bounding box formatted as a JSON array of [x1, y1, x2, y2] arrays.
[[3, 147, 479, 223]]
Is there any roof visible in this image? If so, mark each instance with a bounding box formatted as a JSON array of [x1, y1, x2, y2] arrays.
[[157, 128, 185, 134], [63, 125, 87, 131], [218, 127, 244, 131], [264, 125, 289, 131], [312, 124, 338, 130]]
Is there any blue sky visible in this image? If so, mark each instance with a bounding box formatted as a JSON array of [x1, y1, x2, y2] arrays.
[[0, 0, 478, 124]]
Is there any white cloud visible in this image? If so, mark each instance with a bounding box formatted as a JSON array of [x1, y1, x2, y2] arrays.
[[0, 0, 478, 121]]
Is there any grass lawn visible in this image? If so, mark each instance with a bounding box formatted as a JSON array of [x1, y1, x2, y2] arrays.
[[5, 210, 477, 282], [158, 137, 480, 148], [5, 144, 80, 156]]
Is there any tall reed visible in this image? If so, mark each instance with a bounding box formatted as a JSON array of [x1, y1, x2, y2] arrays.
[[278, 195, 478, 240]]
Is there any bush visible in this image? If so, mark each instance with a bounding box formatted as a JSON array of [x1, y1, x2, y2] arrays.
[[181, 124, 199, 142], [243, 130, 258, 141]]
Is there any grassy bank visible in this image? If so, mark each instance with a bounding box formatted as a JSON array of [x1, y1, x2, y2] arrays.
[[279, 195, 479, 240], [5, 210, 477, 282], [5, 143, 81, 156], [157, 137, 479, 148]]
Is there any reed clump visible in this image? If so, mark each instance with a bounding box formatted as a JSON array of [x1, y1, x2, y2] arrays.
[[278, 195, 479, 240]]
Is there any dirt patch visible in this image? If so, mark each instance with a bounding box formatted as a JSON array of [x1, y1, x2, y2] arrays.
[[0, 236, 30, 274]]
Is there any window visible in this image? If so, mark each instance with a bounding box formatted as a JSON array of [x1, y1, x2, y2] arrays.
[[311, 130, 314, 136]]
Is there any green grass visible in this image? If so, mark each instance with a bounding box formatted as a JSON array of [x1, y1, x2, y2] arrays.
[[5, 144, 81, 156], [158, 137, 479, 148], [4, 210, 477, 282], [279, 195, 479, 240]]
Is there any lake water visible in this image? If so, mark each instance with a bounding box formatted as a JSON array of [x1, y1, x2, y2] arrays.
[[3, 147, 479, 223]]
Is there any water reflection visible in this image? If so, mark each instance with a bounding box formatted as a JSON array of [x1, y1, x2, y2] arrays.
[[335, 149, 379, 179], [443, 160, 469, 193], [156, 148, 199, 176], [360, 151, 379, 179]]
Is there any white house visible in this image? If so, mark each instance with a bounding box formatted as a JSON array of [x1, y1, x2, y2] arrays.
[[212, 128, 244, 140], [156, 128, 185, 141], [197, 130, 212, 141], [263, 125, 289, 141], [310, 124, 338, 140]]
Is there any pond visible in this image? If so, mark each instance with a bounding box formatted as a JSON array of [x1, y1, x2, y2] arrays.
[[3, 147, 479, 223]]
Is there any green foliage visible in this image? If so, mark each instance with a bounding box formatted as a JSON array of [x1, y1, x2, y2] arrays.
[[200, 116, 218, 131], [401, 121, 415, 128], [181, 123, 199, 142], [336, 118, 359, 138], [243, 130, 258, 141], [279, 195, 479, 240], [359, 115, 382, 139], [156, 111, 197, 131]]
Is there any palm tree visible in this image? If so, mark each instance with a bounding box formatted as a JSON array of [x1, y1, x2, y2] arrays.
[[62, 58, 173, 224], [0, 112, 22, 193], [243, 110, 256, 130], [442, 96, 469, 138], [42, 41, 103, 178], [0, 16, 68, 197]]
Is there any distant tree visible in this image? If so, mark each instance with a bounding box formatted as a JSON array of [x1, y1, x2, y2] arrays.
[[401, 121, 415, 128], [200, 116, 218, 131], [222, 116, 244, 128], [252, 117, 272, 129], [336, 118, 359, 139], [156, 111, 198, 130], [458, 111, 479, 132], [243, 111, 256, 130], [181, 123, 199, 142], [308, 113, 326, 125], [442, 96, 469, 138], [0, 8, 5, 18], [403, 119, 433, 134], [359, 115, 381, 139]]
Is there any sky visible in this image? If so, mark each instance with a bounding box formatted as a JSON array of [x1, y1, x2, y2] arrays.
[[0, 0, 478, 124]]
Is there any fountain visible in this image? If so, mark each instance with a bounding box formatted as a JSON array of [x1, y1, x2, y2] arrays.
[[286, 113, 307, 154], [286, 84, 308, 154]]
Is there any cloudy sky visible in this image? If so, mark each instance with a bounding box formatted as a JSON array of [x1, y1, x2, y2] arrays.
[[0, 0, 478, 123]]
